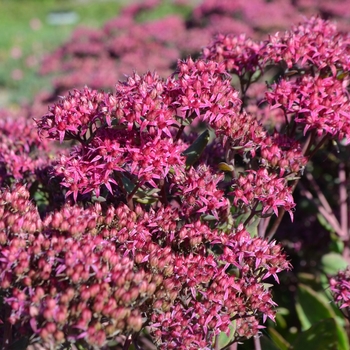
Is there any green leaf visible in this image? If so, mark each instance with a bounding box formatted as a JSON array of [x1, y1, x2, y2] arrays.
[[321, 252, 348, 275], [202, 214, 217, 221], [297, 272, 318, 285], [335, 322, 350, 350], [134, 187, 160, 204], [267, 328, 291, 350], [245, 215, 260, 237], [317, 213, 335, 232], [260, 334, 283, 350], [295, 284, 335, 330], [234, 212, 260, 237], [91, 195, 107, 203], [215, 320, 236, 348], [275, 307, 289, 329], [181, 129, 210, 167], [295, 284, 349, 350], [329, 232, 344, 254], [290, 318, 338, 350], [121, 174, 136, 193]]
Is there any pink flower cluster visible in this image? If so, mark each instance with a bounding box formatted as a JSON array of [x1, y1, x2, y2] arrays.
[[266, 74, 350, 140], [5, 11, 350, 350], [0, 110, 50, 186], [0, 184, 290, 349], [170, 164, 229, 220], [262, 16, 350, 74], [329, 267, 350, 313], [36, 58, 298, 220], [263, 17, 350, 141], [36, 87, 110, 143], [0, 187, 148, 347], [202, 33, 263, 77], [203, 16, 350, 145], [231, 168, 295, 218], [0, 48, 306, 349]]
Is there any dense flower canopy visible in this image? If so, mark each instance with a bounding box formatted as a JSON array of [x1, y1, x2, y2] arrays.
[[1, 3, 350, 349]]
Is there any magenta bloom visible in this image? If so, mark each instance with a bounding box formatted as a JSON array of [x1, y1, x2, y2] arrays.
[[266, 74, 350, 141], [330, 268, 350, 312], [262, 16, 350, 75]]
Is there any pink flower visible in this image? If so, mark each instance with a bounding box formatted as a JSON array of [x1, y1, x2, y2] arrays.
[[262, 16, 350, 74], [1, 185, 290, 348], [0, 111, 50, 185], [36, 87, 109, 143], [230, 168, 296, 219], [330, 267, 350, 311], [170, 164, 230, 220], [202, 33, 264, 77], [266, 74, 350, 141], [31, 53, 297, 349]]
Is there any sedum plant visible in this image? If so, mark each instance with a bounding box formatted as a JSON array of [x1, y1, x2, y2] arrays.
[[1, 14, 350, 350]]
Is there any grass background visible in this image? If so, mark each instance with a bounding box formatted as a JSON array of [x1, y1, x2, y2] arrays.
[[0, 0, 127, 107], [0, 0, 192, 108]]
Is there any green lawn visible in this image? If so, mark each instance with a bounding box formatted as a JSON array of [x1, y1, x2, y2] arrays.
[[0, 0, 193, 107], [0, 0, 127, 106]]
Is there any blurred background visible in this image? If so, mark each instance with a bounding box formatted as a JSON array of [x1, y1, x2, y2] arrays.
[[0, 0, 202, 109], [1, 0, 349, 113], [0, 0, 127, 107]]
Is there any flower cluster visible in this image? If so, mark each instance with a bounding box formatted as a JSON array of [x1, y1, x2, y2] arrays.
[[265, 74, 350, 141], [201, 16, 350, 154], [260, 133, 307, 176], [0, 110, 50, 186], [170, 164, 230, 220], [329, 267, 350, 313], [0, 182, 290, 349], [260, 17, 350, 143], [37, 60, 247, 204], [231, 169, 295, 218], [0, 188, 150, 347], [6, 10, 350, 350], [169, 58, 242, 135], [148, 225, 290, 349], [262, 16, 350, 74], [35, 57, 305, 224], [0, 48, 303, 350], [202, 33, 264, 77], [36, 87, 109, 143]]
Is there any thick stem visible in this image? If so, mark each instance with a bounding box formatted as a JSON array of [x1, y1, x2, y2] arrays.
[[301, 130, 314, 156], [229, 343, 238, 350], [258, 216, 271, 238], [126, 180, 142, 211], [306, 134, 329, 158], [266, 177, 300, 242], [159, 179, 168, 206], [132, 334, 142, 350], [175, 124, 185, 142], [123, 336, 132, 350], [254, 336, 262, 350], [299, 181, 343, 237], [339, 162, 348, 239], [306, 172, 333, 213], [243, 201, 260, 227], [128, 181, 141, 200]]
